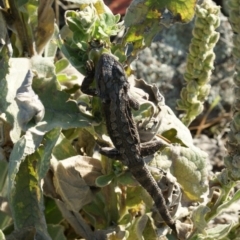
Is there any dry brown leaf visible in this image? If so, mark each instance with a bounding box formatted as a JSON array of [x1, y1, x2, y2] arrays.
[[35, 0, 55, 54]]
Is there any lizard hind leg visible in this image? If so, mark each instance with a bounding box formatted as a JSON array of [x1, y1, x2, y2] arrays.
[[99, 147, 129, 165], [99, 147, 122, 160], [140, 139, 171, 157]]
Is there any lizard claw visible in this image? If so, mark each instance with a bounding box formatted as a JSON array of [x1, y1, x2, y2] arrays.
[[86, 60, 95, 77]]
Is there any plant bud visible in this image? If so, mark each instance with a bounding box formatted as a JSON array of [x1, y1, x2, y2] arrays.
[[186, 81, 199, 93], [196, 6, 208, 18], [209, 32, 220, 45], [206, 14, 218, 25], [195, 18, 207, 29]]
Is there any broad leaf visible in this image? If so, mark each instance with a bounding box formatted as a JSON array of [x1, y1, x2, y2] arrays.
[[28, 56, 96, 148], [52, 133, 78, 160], [204, 223, 233, 239], [95, 173, 114, 187], [153, 145, 208, 202], [55, 59, 70, 74], [216, 189, 240, 215], [9, 154, 51, 240], [123, 0, 197, 54], [127, 215, 155, 240], [51, 156, 102, 212], [0, 58, 29, 143], [8, 128, 60, 239], [191, 223, 233, 240], [47, 224, 66, 240], [191, 205, 210, 233], [0, 230, 5, 239]]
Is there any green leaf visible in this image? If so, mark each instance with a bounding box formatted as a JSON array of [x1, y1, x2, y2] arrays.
[[0, 58, 29, 142], [154, 145, 208, 201], [125, 0, 197, 27], [142, 215, 157, 239], [127, 215, 149, 240], [205, 223, 233, 239], [95, 173, 115, 187], [8, 127, 60, 239], [157, 105, 193, 147], [191, 205, 210, 233], [47, 224, 66, 240], [0, 161, 8, 197], [17, 0, 28, 7], [4, 227, 37, 240], [192, 223, 233, 240], [117, 172, 138, 187], [44, 198, 63, 225], [56, 73, 78, 83], [55, 59, 69, 74], [9, 154, 51, 239], [37, 128, 61, 179], [82, 192, 109, 229], [126, 186, 152, 210], [1, 57, 90, 146], [0, 211, 12, 233], [0, 230, 5, 240], [52, 133, 78, 160], [123, 0, 197, 52], [57, 40, 87, 75], [8, 127, 61, 193], [217, 189, 240, 215], [31, 56, 96, 132]]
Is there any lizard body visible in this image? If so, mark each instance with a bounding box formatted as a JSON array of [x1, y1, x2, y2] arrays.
[[81, 53, 176, 232]]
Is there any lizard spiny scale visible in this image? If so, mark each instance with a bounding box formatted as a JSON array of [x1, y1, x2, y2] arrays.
[[116, 139, 122, 145], [126, 136, 135, 144], [112, 131, 120, 137], [111, 123, 118, 130]]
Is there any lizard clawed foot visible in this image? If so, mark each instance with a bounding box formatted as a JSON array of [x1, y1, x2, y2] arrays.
[[85, 60, 95, 77], [99, 147, 121, 160], [81, 60, 98, 96], [175, 220, 192, 240]]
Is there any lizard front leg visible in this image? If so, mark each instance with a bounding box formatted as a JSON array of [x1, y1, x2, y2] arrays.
[[81, 60, 98, 96], [100, 139, 170, 160]]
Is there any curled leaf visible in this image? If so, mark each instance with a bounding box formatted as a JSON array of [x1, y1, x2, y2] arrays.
[[129, 76, 165, 142], [15, 70, 45, 130], [51, 156, 102, 212]]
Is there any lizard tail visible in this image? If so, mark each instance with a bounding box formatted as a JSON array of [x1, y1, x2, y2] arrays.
[[130, 163, 177, 233]]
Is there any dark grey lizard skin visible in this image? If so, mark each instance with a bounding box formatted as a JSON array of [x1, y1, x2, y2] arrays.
[[81, 53, 176, 232]]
